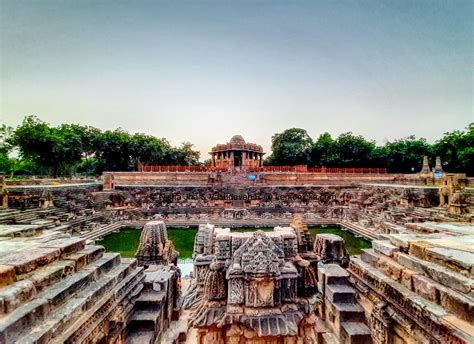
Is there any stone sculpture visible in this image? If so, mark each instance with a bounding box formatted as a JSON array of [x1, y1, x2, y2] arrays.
[[183, 222, 371, 343], [135, 220, 179, 266]]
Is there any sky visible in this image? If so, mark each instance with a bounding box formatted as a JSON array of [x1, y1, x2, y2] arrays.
[[1, 1, 473, 159]]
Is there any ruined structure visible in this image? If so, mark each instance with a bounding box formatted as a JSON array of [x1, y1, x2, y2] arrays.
[[349, 222, 474, 344], [210, 135, 264, 171], [439, 174, 472, 214], [127, 221, 181, 343], [0, 226, 144, 343], [419, 155, 432, 177], [182, 222, 371, 343], [135, 220, 179, 266], [0, 153, 473, 343]]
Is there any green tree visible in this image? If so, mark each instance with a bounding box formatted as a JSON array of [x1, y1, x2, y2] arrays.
[[266, 128, 313, 165], [434, 123, 474, 176], [9, 116, 85, 176], [164, 142, 200, 166], [379, 136, 433, 173], [95, 129, 133, 171]]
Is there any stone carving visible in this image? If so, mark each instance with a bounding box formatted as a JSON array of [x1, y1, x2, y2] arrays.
[[135, 220, 179, 266], [313, 233, 350, 266], [182, 222, 369, 343]]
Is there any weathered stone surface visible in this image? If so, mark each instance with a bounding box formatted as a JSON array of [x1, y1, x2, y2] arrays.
[[425, 247, 474, 277], [0, 280, 36, 314], [0, 265, 16, 287], [372, 240, 399, 257], [400, 268, 418, 290], [41, 237, 85, 255], [376, 256, 404, 281], [314, 234, 349, 266], [0, 247, 61, 274], [396, 253, 473, 295], [409, 241, 432, 260], [412, 274, 439, 303]]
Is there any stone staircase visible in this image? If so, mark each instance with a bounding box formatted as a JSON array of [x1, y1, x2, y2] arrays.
[[318, 264, 372, 344], [0, 236, 144, 343], [348, 234, 474, 343], [126, 266, 180, 344], [340, 221, 379, 241], [81, 222, 124, 241]]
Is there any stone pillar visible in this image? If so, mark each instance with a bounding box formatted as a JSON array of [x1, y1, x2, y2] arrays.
[[211, 153, 216, 167], [259, 153, 263, 167], [370, 301, 391, 344], [230, 151, 235, 170], [419, 156, 431, 175]]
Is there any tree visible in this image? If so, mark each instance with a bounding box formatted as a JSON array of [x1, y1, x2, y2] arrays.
[[130, 133, 168, 168], [9, 116, 85, 176], [332, 132, 376, 167], [95, 129, 133, 172], [379, 136, 433, 173], [309, 132, 335, 167], [164, 142, 200, 166], [267, 128, 313, 165], [434, 123, 474, 176]]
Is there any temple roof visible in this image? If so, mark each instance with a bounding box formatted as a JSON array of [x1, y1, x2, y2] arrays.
[[210, 135, 264, 154], [230, 135, 246, 145]]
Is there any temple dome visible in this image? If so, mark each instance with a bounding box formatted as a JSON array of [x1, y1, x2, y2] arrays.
[[230, 135, 246, 145]]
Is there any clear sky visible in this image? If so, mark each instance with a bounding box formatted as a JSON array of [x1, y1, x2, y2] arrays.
[[1, 1, 472, 159]]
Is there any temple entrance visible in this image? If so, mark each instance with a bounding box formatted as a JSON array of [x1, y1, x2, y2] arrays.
[[234, 151, 242, 169]]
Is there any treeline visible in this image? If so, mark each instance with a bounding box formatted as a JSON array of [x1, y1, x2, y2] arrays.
[[0, 116, 200, 177], [265, 125, 474, 175]]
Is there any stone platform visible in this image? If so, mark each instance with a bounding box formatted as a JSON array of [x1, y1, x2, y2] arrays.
[[0, 225, 144, 344]]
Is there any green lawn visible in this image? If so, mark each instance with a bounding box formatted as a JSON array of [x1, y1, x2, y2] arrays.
[[99, 225, 371, 259]]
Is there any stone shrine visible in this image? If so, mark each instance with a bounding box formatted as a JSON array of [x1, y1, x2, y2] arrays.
[[210, 135, 264, 171], [182, 221, 371, 343]]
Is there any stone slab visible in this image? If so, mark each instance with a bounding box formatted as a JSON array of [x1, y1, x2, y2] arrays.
[[0, 247, 61, 274], [0, 265, 16, 287], [425, 247, 474, 277], [372, 240, 399, 257], [397, 253, 473, 295]]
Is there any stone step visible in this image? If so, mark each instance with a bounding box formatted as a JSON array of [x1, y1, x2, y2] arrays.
[[340, 322, 372, 344], [322, 332, 339, 344], [82, 252, 121, 280], [318, 264, 350, 286], [52, 266, 144, 344], [135, 291, 166, 311], [0, 253, 123, 342], [325, 284, 356, 303], [130, 310, 161, 323], [14, 260, 137, 344], [396, 253, 473, 296], [333, 303, 365, 322], [62, 245, 105, 270], [125, 331, 155, 344]]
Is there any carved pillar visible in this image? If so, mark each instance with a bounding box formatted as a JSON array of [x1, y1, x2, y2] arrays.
[[230, 151, 235, 170], [211, 153, 216, 167], [370, 301, 391, 344], [259, 153, 263, 167]]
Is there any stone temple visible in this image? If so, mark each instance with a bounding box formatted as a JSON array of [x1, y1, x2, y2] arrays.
[[0, 143, 473, 343], [210, 135, 264, 171]]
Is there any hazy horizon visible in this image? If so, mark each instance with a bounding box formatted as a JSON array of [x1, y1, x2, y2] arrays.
[[1, 1, 473, 159]]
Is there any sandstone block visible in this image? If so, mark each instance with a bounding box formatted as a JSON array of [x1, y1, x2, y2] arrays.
[[376, 256, 404, 281], [400, 269, 418, 291], [0, 265, 16, 287], [439, 287, 474, 324], [0, 248, 61, 274], [372, 240, 398, 257], [409, 242, 432, 260], [412, 274, 439, 303]]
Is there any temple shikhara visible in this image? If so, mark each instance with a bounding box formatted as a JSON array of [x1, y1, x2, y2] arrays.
[[210, 135, 265, 171], [0, 141, 473, 344]]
